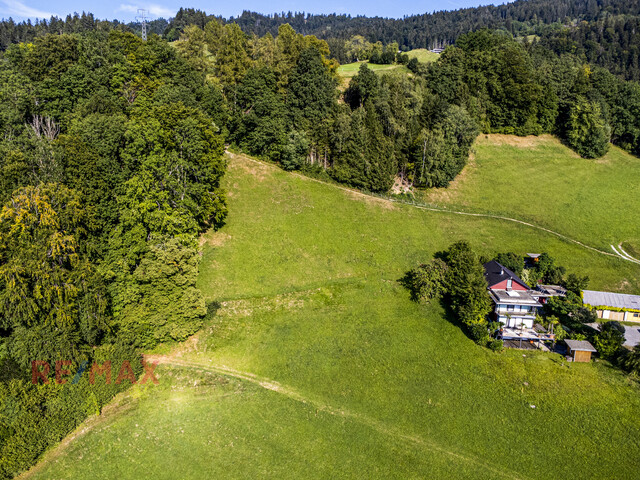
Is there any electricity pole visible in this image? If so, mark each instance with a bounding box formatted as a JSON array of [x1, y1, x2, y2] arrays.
[[136, 9, 148, 41]]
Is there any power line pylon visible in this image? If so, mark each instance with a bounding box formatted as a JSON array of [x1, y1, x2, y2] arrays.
[[136, 9, 148, 41]]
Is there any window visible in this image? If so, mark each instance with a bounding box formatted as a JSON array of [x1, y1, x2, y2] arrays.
[[634, 313, 639, 318], [507, 304, 515, 311]]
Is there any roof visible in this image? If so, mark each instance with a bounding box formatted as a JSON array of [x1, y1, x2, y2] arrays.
[[489, 289, 541, 306], [582, 290, 640, 311], [526, 253, 541, 258], [535, 285, 567, 297], [565, 339, 597, 353], [483, 261, 529, 289]]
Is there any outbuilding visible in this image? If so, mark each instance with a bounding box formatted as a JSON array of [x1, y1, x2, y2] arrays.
[[582, 290, 640, 322], [565, 340, 597, 363]]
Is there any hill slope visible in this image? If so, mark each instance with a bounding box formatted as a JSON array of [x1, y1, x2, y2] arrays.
[[425, 135, 640, 254], [23, 147, 640, 480]]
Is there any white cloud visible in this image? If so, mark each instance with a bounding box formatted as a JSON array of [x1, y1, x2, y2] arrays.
[[0, 0, 57, 19], [118, 3, 174, 18]]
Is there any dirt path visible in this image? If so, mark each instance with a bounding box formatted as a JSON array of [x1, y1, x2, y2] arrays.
[[145, 355, 531, 480], [227, 152, 630, 263], [23, 350, 531, 480], [612, 244, 640, 264]]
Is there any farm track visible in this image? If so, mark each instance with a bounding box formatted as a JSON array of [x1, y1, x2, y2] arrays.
[[145, 355, 531, 480], [227, 152, 635, 265], [612, 244, 640, 264]]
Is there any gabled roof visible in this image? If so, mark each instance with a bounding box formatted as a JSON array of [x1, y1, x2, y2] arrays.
[[483, 260, 529, 290], [565, 340, 597, 352], [582, 290, 640, 311]]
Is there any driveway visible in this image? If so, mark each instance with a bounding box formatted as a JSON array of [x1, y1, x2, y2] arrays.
[[587, 322, 640, 348], [623, 325, 640, 348]]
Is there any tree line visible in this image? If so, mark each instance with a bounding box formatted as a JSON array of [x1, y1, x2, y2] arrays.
[[164, 1, 640, 52], [538, 15, 640, 82], [0, 31, 227, 477], [415, 29, 640, 158], [175, 21, 478, 192]]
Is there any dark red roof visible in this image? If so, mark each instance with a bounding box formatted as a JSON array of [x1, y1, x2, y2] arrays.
[[483, 260, 529, 290]]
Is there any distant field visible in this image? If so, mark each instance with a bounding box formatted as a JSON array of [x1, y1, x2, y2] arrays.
[[405, 48, 440, 63], [26, 148, 640, 480], [336, 48, 437, 83], [337, 61, 411, 80], [424, 134, 640, 254], [336, 61, 410, 89]]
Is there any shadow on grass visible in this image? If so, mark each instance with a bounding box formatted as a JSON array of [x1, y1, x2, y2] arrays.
[[204, 301, 222, 323], [396, 271, 473, 342]]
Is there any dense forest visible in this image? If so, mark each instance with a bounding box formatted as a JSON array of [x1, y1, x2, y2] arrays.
[[2, 0, 640, 477], [163, 0, 640, 49], [171, 20, 640, 187], [0, 31, 227, 477], [538, 15, 640, 81]]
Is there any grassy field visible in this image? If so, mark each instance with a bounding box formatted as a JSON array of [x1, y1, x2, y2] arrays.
[[405, 48, 441, 63], [337, 61, 411, 82], [24, 147, 640, 479], [424, 134, 640, 255], [336, 47, 439, 82]]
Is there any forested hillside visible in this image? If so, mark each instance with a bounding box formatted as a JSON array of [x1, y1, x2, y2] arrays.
[[172, 21, 640, 186], [539, 15, 640, 81], [166, 0, 640, 49], [2, 0, 640, 477], [0, 31, 226, 477]]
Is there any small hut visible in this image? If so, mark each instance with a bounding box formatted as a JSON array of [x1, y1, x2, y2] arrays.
[[565, 340, 597, 362]]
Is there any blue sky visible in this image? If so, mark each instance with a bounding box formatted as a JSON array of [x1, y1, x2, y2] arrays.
[[0, 0, 505, 22]]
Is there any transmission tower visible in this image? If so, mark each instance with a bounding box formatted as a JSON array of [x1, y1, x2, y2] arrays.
[[136, 9, 148, 41]]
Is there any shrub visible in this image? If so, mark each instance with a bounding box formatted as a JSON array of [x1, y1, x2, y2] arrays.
[[468, 323, 490, 346], [593, 322, 625, 360], [494, 252, 524, 277], [488, 339, 504, 352], [401, 259, 448, 303], [619, 344, 640, 375]]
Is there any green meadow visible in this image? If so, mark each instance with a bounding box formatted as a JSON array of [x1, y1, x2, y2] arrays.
[[24, 144, 640, 479], [336, 48, 439, 86], [337, 61, 411, 81], [406, 48, 441, 63], [425, 135, 640, 255]]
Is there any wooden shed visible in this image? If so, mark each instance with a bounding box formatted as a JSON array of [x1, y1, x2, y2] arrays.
[[565, 340, 597, 363]]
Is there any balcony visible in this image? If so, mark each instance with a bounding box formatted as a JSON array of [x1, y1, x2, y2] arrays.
[[495, 307, 536, 317]]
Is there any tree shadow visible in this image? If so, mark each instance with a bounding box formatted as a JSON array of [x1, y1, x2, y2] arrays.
[[204, 301, 222, 323]]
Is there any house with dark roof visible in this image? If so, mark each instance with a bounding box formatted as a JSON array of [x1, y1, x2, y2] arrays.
[[483, 260, 542, 329]]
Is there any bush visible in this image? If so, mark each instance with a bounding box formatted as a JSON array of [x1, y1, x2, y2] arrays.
[[494, 252, 524, 277], [593, 322, 625, 360], [468, 322, 490, 346], [619, 344, 640, 375], [401, 259, 448, 303], [488, 338, 504, 352]]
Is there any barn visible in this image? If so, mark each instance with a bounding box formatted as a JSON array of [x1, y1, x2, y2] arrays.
[[582, 290, 640, 322]]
